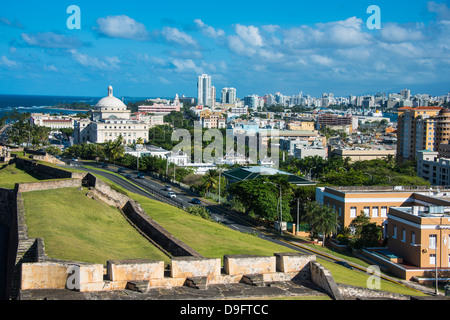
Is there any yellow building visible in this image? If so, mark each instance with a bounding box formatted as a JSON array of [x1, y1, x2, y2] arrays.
[[396, 106, 443, 162], [286, 121, 315, 131], [317, 186, 450, 280]]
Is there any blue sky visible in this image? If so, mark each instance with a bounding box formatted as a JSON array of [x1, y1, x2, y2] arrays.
[[0, 0, 449, 99]]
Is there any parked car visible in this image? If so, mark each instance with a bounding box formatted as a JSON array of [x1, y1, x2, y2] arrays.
[[167, 192, 176, 198], [191, 198, 202, 204], [164, 185, 172, 191], [125, 174, 132, 179], [335, 261, 353, 270], [137, 172, 145, 179], [118, 168, 125, 173], [101, 163, 108, 168]]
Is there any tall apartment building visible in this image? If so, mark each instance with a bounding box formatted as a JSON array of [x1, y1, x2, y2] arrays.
[[197, 74, 212, 107], [244, 95, 262, 110], [221, 87, 237, 104], [396, 106, 445, 162]]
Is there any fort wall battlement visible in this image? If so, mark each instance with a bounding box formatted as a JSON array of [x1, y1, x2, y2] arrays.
[[1, 157, 343, 300]]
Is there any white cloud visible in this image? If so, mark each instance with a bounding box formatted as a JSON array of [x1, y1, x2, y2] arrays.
[[0, 56, 20, 68], [44, 64, 58, 72], [21, 32, 83, 49], [283, 17, 371, 49], [261, 25, 280, 34], [194, 19, 225, 38], [0, 16, 24, 29], [428, 1, 450, 20], [310, 54, 333, 67], [161, 27, 198, 47], [380, 23, 425, 43], [69, 50, 120, 70], [235, 24, 263, 47], [96, 15, 149, 41], [170, 59, 203, 74]]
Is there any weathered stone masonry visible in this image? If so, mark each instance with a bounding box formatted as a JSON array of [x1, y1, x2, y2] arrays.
[[1, 157, 417, 300]]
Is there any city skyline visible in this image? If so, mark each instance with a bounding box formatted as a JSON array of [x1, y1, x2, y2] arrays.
[[0, 1, 449, 98]]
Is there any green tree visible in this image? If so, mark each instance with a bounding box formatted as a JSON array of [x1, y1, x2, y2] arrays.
[[201, 169, 219, 193], [303, 201, 338, 246], [228, 178, 292, 222], [104, 136, 125, 165]]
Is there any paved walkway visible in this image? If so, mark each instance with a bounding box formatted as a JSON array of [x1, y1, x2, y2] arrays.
[[20, 280, 330, 300]]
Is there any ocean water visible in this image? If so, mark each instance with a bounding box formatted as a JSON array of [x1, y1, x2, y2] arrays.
[[0, 94, 151, 119]]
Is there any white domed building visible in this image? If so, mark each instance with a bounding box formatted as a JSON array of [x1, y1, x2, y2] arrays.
[[74, 85, 149, 145]]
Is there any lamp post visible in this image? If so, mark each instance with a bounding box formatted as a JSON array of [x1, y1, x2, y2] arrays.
[[308, 166, 317, 181], [265, 181, 283, 235], [414, 243, 439, 295]]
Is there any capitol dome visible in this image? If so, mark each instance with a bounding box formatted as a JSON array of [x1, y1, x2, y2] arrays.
[[96, 85, 127, 109]]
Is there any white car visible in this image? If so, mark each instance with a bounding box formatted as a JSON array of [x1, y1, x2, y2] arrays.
[[167, 192, 176, 198]]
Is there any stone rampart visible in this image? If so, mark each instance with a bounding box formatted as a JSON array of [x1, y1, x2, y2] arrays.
[[121, 199, 201, 258], [20, 253, 319, 294], [310, 260, 343, 300], [15, 178, 82, 193]]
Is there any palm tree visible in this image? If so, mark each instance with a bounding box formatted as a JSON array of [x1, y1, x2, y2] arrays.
[[104, 136, 125, 165], [303, 201, 338, 246], [202, 169, 219, 194]]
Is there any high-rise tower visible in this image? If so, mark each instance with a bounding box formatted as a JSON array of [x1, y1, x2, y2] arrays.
[[197, 74, 212, 107]]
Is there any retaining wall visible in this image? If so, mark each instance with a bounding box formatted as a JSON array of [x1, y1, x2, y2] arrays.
[[310, 260, 343, 300], [20, 253, 318, 294]]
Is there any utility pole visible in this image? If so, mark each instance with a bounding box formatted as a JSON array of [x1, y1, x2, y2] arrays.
[[297, 198, 300, 235]]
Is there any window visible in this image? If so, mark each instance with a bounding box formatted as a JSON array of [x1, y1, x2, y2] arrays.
[[372, 207, 379, 218], [393, 225, 397, 239], [429, 234, 437, 249], [430, 254, 436, 265], [381, 207, 387, 218], [402, 228, 406, 242], [339, 207, 342, 217], [411, 231, 415, 245], [350, 207, 357, 218], [364, 207, 370, 217]]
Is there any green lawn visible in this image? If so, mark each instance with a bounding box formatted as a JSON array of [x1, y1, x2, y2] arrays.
[[22, 187, 170, 265], [132, 193, 298, 261], [0, 163, 42, 189], [15, 163, 428, 297], [318, 258, 426, 297]]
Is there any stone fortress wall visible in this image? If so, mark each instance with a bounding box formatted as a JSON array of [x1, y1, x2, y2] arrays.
[[0, 157, 413, 300]]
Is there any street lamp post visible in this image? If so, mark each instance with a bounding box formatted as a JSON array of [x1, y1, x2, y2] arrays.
[[308, 166, 317, 181], [265, 181, 283, 235], [414, 243, 439, 295]]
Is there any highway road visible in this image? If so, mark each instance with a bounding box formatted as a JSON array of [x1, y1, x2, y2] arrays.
[[77, 162, 319, 256], [64, 160, 428, 294]]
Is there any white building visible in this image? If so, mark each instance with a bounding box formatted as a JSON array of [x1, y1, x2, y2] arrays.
[[138, 94, 181, 115], [74, 86, 149, 145], [31, 113, 76, 130], [221, 87, 237, 104], [125, 145, 170, 159], [417, 150, 450, 186], [197, 74, 212, 107]]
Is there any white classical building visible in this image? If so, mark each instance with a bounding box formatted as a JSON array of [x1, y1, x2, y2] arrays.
[[74, 86, 149, 145]]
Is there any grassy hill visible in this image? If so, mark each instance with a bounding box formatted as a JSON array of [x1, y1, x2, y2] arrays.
[[0, 163, 42, 189], [22, 187, 170, 265], [1, 162, 426, 296]]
